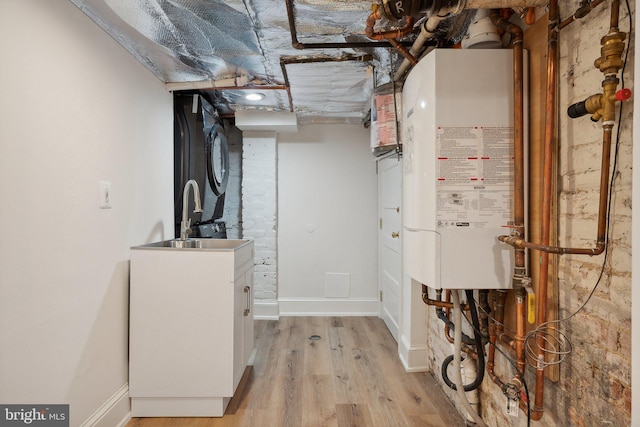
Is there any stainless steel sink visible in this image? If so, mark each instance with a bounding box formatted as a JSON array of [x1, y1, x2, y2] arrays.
[[168, 239, 199, 248], [132, 239, 252, 251]]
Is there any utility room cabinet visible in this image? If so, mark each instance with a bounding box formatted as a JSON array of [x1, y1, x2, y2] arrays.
[[129, 239, 255, 417]]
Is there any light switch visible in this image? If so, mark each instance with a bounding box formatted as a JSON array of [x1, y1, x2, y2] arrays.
[[100, 181, 112, 209]]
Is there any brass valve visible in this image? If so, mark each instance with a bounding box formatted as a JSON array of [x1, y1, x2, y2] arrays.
[[568, 28, 631, 123], [594, 31, 626, 75]]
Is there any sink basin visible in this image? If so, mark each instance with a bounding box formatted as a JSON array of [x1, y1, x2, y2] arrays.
[[168, 240, 199, 248], [132, 239, 252, 251]]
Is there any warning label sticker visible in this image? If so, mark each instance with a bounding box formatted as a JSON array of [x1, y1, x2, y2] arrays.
[[371, 93, 398, 148], [435, 126, 514, 229]]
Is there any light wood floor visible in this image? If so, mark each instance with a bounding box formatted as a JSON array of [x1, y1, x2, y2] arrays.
[[127, 316, 465, 427]]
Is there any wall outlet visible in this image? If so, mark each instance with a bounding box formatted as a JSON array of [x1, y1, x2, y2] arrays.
[[99, 181, 112, 209]]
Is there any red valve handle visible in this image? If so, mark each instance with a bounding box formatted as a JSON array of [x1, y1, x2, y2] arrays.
[[616, 88, 632, 101]]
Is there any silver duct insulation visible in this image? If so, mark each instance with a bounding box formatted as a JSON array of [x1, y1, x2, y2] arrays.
[[70, 0, 263, 81], [69, 0, 523, 122], [70, 0, 392, 122]]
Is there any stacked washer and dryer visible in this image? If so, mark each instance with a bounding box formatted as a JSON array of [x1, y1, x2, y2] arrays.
[[173, 94, 230, 239]]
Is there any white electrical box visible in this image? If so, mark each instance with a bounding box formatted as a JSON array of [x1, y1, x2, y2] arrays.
[[402, 49, 518, 290]]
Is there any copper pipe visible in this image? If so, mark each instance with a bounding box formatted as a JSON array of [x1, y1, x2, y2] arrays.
[[443, 291, 455, 344], [487, 290, 507, 388], [488, 10, 536, 419], [528, 1, 559, 419], [365, 7, 418, 64], [216, 85, 289, 91], [515, 295, 527, 376], [489, 10, 525, 272], [491, 0, 528, 371], [499, 0, 626, 257], [285, 0, 411, 50], [501, 124, 613, 257], [423, 295, 456, 309], [365, 9, 415, 41], [610, 0, 621, 31], [389, 38, 419, 65], [421, 285, 469, 309], [499, 332, 516, 350]]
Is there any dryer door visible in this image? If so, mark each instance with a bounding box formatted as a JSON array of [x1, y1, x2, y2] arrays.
[[206, 124, 229, 196]]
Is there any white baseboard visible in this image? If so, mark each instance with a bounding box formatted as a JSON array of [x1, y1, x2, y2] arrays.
[[278, 297, 379, 316], [254, 300, 280, 320], [81, 383, 130, 427], [399, 334, 428, 372]]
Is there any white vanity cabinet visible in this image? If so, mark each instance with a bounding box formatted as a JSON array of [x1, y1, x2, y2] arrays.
[[129, 239, 255, 417]]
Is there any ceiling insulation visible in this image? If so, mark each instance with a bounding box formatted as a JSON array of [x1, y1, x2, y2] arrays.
[[69, 0, 472, 124]]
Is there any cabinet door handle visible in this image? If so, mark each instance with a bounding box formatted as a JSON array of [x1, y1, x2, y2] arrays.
[[391, 231, 400, 238], [244, 285, 251, 316]]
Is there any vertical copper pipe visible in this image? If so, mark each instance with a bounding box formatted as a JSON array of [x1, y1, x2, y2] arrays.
[[530, 0, 558, 419], [487, 290, 507, 388], [488, 7, 528, 401], [610, 0, 620, 31], [489, 11, 525, 264], [515, 295, 526, 375]]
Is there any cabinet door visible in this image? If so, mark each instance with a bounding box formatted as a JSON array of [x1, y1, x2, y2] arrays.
[[242, 271, 254, 367], [233, 273, 246, 392]]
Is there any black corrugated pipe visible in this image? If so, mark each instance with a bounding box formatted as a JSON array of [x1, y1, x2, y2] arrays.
[[441, 290, 486, 392]]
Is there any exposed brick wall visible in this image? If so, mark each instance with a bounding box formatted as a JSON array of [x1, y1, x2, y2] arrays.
[[551, 1, 633, 424], [424, 2, 634, 426], [241, 131, 278, 302]]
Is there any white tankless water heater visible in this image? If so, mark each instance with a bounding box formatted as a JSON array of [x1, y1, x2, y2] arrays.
[[402, 49, 518, 290]]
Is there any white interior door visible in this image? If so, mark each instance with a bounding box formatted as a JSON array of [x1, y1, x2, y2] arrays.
[[378, 154, 402, 341]]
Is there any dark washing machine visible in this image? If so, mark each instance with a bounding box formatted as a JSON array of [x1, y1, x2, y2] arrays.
[[174, 94, 229, 239]]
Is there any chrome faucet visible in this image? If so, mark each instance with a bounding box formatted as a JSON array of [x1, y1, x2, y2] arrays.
[[180, 179, 203, 241]]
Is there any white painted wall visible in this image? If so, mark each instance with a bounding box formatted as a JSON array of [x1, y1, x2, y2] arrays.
[[278, 125, 378, 315], [0, 1, 172, 426]]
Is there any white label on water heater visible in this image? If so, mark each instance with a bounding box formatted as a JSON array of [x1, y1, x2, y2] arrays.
[[435, 126, 513, 229]]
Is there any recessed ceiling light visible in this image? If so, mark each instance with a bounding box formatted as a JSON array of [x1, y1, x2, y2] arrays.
[[245, 93, 265, 101]]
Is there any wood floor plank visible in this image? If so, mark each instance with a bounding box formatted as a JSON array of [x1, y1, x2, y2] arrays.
[[327, 325, 367, 405], [301, 374, 338, 427], [126, 317, 465, 427], [349, 346, 408, 427], [282, 348, 304, 426], [335, 403, 375, 427], [302, 317, 332, 376]]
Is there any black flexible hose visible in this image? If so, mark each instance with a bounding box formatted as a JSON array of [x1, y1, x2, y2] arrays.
[[441, 290, 486, 391]]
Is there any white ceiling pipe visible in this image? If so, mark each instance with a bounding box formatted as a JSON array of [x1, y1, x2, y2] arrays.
[[392, 0, 547, 81], [165, 75, 250, 91], [393, 14, 445, 81]]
